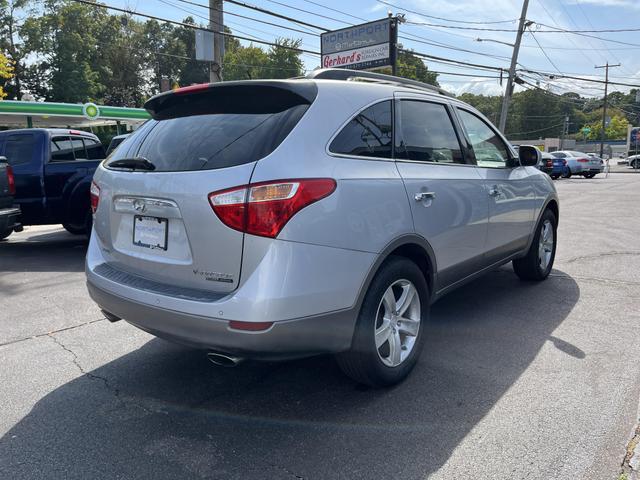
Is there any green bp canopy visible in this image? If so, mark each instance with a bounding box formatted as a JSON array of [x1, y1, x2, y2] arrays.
[[0, 100, 150, 128]]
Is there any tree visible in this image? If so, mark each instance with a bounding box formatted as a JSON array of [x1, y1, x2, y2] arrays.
[[378, 49, 438, 86], [0, 50, 13, 98], [223, 44, 270, 80], [0, 0, 31, 99], [267, 38, 304, 78], [582, 114, 629, 141]]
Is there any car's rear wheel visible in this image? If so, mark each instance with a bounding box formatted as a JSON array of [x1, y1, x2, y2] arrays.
[[63, 210, 92, 236], [550, 174, 559, 180], [563, 168, 572, 178], [584, 173, 596, 178], [513, 209, 557, 281], [336, 256, 429, 387]]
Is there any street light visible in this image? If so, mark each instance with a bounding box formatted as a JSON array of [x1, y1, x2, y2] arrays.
[[475, 38, 515, 48]]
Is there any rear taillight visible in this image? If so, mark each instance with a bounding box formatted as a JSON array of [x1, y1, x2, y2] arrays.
[[546, 160, 552, 167], [209, 178, 336, 238], [577, 158, 589, 163], [562, 160, 567, 165], [90, 181, 100, 214], [6, 165, 15, 196]]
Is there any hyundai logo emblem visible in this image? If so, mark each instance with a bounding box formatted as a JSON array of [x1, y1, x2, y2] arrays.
[[133, 199, 146, 213]]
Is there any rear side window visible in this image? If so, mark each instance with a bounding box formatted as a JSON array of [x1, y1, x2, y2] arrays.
[[83, 138, 105, 160], [51, 136, 75, 161], [70, 137, 87, 160], [4, 134, 35, 166], [108, 104, 309, 172], [396, 101, 464, 164], [329, 101, 392, 159]]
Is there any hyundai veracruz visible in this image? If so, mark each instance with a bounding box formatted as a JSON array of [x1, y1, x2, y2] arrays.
[[86, 69, 559, 387]]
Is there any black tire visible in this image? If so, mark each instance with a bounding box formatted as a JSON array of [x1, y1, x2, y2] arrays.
[[562, 168, 572, 179], [0, 228, 12, 240], [513, 209, 557, 281], [550, 175, 559, 180], [336, 256, 429, 387], [584, 173, 596, 179], [63, 210, 92, 236]]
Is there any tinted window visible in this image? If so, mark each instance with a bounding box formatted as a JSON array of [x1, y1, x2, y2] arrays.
[[83, 138, 105, 160], [51, 136, 75, 161], [329, 101, 392, 159], [4, 134, 35, 166], [551, 152, 566, 158], [396, 101, 464, 164], [108, 105, 309, 172], [70, 137, 87, 160], [457, 109, 510, 168]]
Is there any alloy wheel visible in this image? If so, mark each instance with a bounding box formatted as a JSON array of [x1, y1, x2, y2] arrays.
[[538, 219, 554, 271], [374, 279, 421, 367]]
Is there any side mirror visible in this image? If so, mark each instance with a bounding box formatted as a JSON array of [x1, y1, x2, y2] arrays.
[[518, 145, 541, 167]]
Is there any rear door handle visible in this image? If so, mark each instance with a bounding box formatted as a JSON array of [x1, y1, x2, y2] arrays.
[[414, 191, 436, 201], [488, 186, 501, 197]]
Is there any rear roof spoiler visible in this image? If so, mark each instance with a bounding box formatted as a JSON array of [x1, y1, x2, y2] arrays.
[[144, 80, 318, 120]]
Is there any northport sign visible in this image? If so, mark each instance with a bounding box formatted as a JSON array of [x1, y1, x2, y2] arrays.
[[321, 18, 397, 71]]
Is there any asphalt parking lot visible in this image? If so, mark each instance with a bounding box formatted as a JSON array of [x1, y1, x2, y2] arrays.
[[1, 173, 639, 480]]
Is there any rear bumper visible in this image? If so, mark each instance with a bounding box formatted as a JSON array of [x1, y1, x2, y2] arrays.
[[0, 206, 21, 232], [85, 230, 373, 359], [87, 279, 356, 359]]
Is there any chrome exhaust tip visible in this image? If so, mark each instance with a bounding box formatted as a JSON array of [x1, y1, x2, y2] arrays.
[[207, 352, 244, 367]]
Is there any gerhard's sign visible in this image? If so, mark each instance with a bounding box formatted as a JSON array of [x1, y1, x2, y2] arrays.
[[321, 18, 397, 71]]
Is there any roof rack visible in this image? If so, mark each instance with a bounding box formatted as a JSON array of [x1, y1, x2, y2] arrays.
[[306, 68, 452, 97]]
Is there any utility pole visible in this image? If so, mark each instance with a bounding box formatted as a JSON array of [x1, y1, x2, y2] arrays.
[[498, 0, 531, 133], [595, 62, 620, 158], [560, 115, 569, 150], [209, 0, 224, 83]]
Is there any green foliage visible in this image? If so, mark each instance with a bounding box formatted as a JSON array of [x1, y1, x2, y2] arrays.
[[0, 51, 13, 98], [582, 114, 629, 140], [377, 49, 439, 86], [6, 1, 308, 106]]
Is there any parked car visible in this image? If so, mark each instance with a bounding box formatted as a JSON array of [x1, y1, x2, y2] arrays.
[[627, 154, 640, 169], [0, 128, 106, 235], [0, 156, 21, 240], [551, 150, 602, 178], [549, 155, 569, 180], [536, 151, 554, 176], [86, 69, 559, 387], [105, 133, 130, 157]]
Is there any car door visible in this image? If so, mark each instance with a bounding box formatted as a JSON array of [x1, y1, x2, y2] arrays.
[[454, 107, 535, 264], [393, 95, 489, 290]]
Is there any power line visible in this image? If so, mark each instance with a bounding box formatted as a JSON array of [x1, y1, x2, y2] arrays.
[[224, 0, 328, 31], [173, 0, 319, 36], [68, 0, 321, 55], [527, 28, 562, 74], [376, 0, 518, 25]]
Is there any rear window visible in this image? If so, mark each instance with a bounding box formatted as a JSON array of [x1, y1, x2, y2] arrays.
[[107, 104, 309, 172], [551, 152, 566, 158], [4, 134, 35, 166]]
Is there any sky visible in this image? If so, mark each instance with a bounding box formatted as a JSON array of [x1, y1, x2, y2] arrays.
[[109, 0, 640, 98]]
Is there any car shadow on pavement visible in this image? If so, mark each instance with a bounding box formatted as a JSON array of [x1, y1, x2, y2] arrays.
[[0, 267, 580, 480], [0, 228, 87, 273]]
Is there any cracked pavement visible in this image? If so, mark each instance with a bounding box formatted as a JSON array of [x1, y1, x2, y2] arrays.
[[1, 173, 640, 480]]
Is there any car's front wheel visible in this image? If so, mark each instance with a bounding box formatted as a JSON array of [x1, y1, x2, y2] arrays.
[[336, 256, 429, 387], [0, 228, 12, 240], [513, 209, 557, 281]]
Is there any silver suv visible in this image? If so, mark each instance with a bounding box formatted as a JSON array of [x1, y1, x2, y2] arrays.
[[86, 69, 558, 386]]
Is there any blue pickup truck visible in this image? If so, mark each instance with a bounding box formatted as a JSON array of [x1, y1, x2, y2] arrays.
[[0, 128, 106, 237]]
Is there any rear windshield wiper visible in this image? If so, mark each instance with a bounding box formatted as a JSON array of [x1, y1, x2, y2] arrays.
[[108, 157, 156, 171]]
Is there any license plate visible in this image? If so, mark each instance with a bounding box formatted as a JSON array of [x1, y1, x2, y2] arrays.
[[133, 216, 168, 250]]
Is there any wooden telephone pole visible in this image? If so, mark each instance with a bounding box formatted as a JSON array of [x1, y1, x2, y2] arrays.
[[595, 62, 620, 158]]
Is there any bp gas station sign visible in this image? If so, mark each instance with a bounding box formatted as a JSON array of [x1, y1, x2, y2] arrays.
[[321, 18, 397, 71]]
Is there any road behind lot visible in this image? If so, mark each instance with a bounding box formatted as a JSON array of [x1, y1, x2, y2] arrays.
[[1, 173, 639, 480]]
